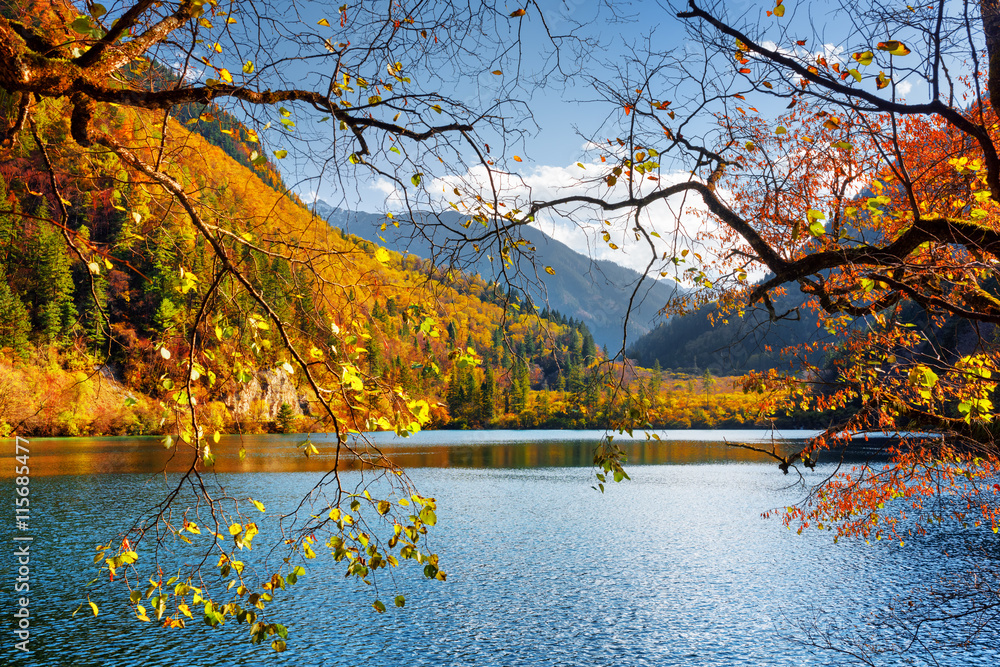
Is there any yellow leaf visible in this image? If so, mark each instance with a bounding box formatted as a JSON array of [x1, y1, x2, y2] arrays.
[[544, 266, 555, 275], [510, 8, 526, 17], [877, 40, 911, 56], [374, 247, 391, 263], [317, 18, 331, 26], [89, 601, 99, 616], [219, 68, 232, 83]]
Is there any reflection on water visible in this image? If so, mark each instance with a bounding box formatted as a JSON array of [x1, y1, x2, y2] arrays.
[[1, 429, 900, 477], [0, 431, 993, 667]]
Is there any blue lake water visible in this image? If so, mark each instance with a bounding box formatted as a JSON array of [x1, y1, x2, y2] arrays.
[[1, 430, 996, 666]]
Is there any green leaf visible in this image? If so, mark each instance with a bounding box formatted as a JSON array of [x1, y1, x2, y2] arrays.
[[411, 173, 423, 187], [808, 220, 826, 237], [394, 595, 406, 608], [70, 17, 92, 33], [373, 600, 387, 613], [273, 149, 288, 159], [419, 506, 437, 526]]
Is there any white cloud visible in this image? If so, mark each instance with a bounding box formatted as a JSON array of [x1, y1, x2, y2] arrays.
[[417, 159, 723, 278]]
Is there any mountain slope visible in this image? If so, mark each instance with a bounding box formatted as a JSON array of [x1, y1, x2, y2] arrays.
[[626, 288, 828, 373], [315, 203, 683, 349], [0, 90, 616, 435]]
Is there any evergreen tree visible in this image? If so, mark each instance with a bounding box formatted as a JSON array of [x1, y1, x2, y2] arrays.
[[479, 363, 497, 424], [0, 176, 22, 277], [581, 330, 597, 360], [702, 369, 713, 408], [276, 402, 297, 433], [366, 327, 384, 377], [650, 359, 663, 396], [26, 215, 77, 345], [446, 365, 466, 420], [0, 265, 29, 356], [464, 368, 481, 424]]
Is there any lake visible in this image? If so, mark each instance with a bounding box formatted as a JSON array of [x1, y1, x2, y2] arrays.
[[2, 430, 996, 666]]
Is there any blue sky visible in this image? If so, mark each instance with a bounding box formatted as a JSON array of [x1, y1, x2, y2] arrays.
[[174, 0, 935, 276]]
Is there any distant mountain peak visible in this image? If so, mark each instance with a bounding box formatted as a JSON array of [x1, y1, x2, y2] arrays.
[[314, 200, 685, 349]]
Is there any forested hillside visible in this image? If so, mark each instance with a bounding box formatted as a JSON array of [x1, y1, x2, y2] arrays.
[[627, 284, 826, 373], [0, 61, 626, 436]]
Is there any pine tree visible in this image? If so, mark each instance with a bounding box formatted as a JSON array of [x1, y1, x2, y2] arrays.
[[0, 265, 30, 356], [26, 215, 77, 345], [479, 363, 497, 424], [650, 359, 663, 396], [276, 402, 297, 433]]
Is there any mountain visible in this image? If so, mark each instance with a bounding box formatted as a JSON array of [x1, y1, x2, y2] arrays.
[[625, 287, 828, 374], [0, 74, 616, 435], [313, 203, 684, 350]]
